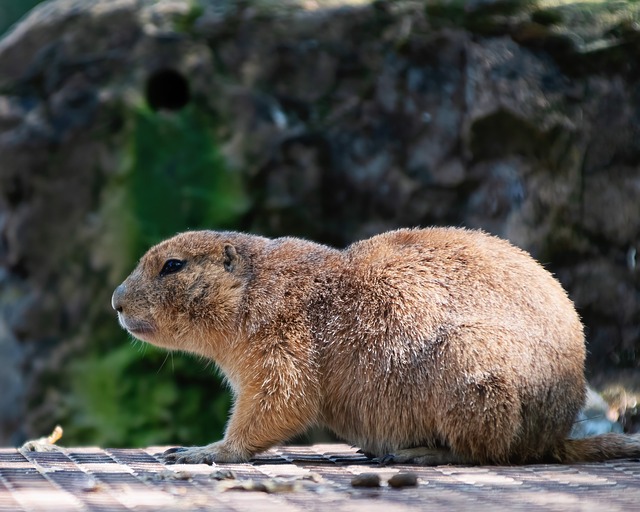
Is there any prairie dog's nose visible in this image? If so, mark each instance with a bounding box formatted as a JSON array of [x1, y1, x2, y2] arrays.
[[112, 284, 125, 312]]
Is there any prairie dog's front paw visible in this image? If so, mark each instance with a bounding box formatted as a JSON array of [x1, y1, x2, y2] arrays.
[[161, 442, 249, 465]]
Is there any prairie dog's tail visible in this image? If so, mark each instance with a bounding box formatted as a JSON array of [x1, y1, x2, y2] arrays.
[[555, 433, 640, 463]]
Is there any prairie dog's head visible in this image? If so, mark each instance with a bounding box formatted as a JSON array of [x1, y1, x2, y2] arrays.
[[111, 231, 250, 356]]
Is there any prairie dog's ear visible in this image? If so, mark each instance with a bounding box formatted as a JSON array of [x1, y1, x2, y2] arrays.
[[224, 244, 238, 272]]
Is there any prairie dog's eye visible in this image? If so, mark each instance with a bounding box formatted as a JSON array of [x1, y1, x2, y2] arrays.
[[160, 259, 186, 277]]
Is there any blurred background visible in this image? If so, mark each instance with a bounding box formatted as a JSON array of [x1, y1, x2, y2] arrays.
[[0, 0, 638, 448]]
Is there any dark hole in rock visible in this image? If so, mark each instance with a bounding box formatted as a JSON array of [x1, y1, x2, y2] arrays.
[[145, 69, 191, 111]]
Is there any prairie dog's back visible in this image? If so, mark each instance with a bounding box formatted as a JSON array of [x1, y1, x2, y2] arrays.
[[345, 228, 575, 324]]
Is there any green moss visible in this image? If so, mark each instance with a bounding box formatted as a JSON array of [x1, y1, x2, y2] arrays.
[[174, 0, 205, 34], [125, 103, 249, 255], [63, 101, 247, 447], [66, 343, 231, 447]]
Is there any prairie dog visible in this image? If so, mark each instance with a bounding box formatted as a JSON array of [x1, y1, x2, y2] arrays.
[[111, 227, 640, 464]]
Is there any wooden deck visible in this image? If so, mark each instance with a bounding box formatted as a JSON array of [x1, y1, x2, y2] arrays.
[[1, 444, 639, 511]]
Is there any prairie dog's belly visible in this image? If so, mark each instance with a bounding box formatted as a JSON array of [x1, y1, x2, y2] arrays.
[[320, 363, 440, 455], [318, 326, 444, 455]]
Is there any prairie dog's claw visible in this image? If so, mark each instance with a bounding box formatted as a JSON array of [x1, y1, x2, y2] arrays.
[[161, 445, 218, 465]]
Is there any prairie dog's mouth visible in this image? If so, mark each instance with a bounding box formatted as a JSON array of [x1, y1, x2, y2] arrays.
[[118, 314, 156, 340]]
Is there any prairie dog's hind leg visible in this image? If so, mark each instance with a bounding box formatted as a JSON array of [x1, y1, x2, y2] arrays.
[[380, 447, 473, 466]]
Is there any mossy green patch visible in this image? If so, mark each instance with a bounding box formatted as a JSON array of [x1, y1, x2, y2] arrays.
[[64, 101, 246, 447], [174, 0, 205, 34], [125, 103, 248, 255], [67, 343, 230, 447]]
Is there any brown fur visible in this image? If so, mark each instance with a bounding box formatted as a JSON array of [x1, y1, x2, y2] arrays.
[[111, 227, 640, 464]]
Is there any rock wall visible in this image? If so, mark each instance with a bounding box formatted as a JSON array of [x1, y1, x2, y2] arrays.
[[0, 0, 638, 443]]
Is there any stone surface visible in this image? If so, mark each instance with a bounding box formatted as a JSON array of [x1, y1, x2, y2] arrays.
[[1, 444, 640, 511]]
